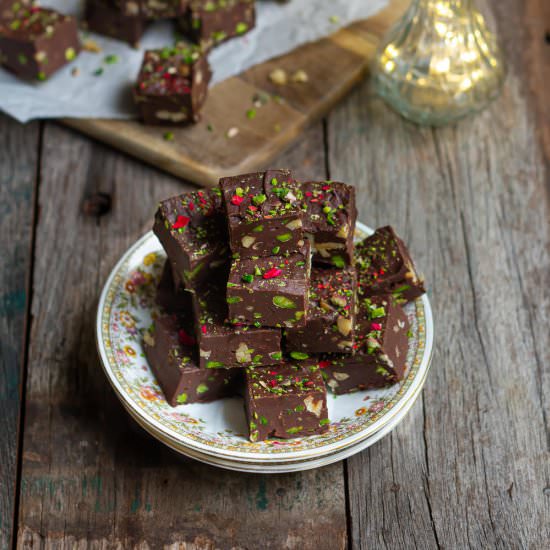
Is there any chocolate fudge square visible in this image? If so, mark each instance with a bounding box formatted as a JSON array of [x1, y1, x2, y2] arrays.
[[144, 314, 239, 406], [117, 0, 187, 19], [285, 266, 356, 354], [355, 226, 425, 304], [153, 189, 229, 290], [220, 170, 305, 258], [134, 44, 211, 125], [179, 0, 255, 50], [0, 6, 80, 81], [300, 181, 357, 267], [227, 241, 311, 328], [245, 362, 329, 441], [84, 0, 147, 48], [192, 283, 282, 369], [155, 259, 192, 313], [321, 295, 409, 395]]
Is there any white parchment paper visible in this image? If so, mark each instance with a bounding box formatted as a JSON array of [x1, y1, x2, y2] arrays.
[[0, 0, 387, 122]]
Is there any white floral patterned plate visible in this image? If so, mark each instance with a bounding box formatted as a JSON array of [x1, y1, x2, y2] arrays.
[[96, 222, 434, 463], [120, 353, 429, 472]]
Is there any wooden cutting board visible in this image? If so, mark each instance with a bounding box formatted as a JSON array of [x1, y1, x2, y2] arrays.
[[63, 0, 406, 187]]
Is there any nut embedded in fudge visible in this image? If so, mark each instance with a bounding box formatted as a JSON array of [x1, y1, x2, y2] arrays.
[[300, 181, 357, 268], [153, 188, 229, 290], [284, 266, 356, 354], [227, 241, 311, 328], [244, 362, 329, 442], [156, 259, 192, 313], [219, 170, 305, 258], [84, 0, 148, 48], [192, 283, 282, 369], [355, 226, 425, 304], [179, 0, 256, 50], [0, 5, 80, 81], [133, 44, 211, 125], [116, 0, 187, 19], [321, 295, 409, 395], [143, 314, 239, 406]]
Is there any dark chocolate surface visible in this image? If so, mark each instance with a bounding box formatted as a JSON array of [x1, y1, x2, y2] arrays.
[[244, 362, 329, 441], [284, 266, 356, 353], [219, 170, 305, 258], [320, 295, 409, 394], [192, 282, 282, 369], [0, 6, 80, 80], [179, 0, 255, 49], [300, 181, 357, 267], [84, 0, 147, 47], [227, 241, 311, 328], [155, 259, 192, 313], [117, 0, 187, 19], [143, 314, 239, 406], [153, 188, 229, 290], [133, 44, 211, 125], [355, 226, 426, 303]]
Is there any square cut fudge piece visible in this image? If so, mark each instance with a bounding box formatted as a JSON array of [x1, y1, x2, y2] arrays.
[[320, 295, 409, 395], [0, 5, 80, 81], [153, 189, 229, 290], [227, 241, 311, 328], [245, 362, 329, 441], [300, 181, 357, 267], [285, 266, 356, 354], [143, 314, 240, 406], [192, 283, 282, 369], [133, 44, 211, 125], [84, 0, 147, 48], [116, 0, 187, 19], [219, 169, 305, 258], [355, 226, 425, 304], [179, 0, 255, 50], [155, 259, 192, 313]]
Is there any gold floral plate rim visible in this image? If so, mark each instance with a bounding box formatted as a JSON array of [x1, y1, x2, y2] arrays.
[[119, 347, 432, 471]]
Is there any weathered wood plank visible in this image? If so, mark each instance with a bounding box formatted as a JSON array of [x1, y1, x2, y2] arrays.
[[15, 122, 348, 549], [329, 0, 550, 547], [0, 114, 40, 550]]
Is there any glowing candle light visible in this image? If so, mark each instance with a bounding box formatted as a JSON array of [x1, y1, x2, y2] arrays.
[[371, 0, 506, 125]]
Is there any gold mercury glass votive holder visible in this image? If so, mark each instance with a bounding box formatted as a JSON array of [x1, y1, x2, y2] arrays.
[[372, 0, 506, 126]]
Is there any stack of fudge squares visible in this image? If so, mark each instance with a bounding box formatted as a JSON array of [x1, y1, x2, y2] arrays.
[[85, 0, 256, 49], [145, 169, 426, 442]]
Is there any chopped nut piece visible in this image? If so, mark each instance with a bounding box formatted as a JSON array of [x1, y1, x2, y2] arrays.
[[291, 69, 309, 83], [286, 219, 303, 231], [241, 236, 256, 248], [337, 316, 352, 336], [143, 331, 155, 347], [336, 224, 350, 239], [331, 295, 347, 308], [83, 39, 102, 53], [227, 127, 240, 138], [304, 395, 323, 417], [269, 68, 288, 85], [235, 342, 253, 364]]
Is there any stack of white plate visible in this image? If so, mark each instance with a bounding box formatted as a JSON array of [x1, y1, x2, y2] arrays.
[[96, 223, 434, 473]]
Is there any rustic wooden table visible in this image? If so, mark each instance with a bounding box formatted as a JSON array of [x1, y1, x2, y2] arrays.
[[1, 1, 548, 548]]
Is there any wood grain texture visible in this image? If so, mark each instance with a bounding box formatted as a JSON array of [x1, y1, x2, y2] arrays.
[[326, 0, 550, 547], [0, 114, 40, 550], [15, 122, 348, 550], [62, 1, 404, 187]]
